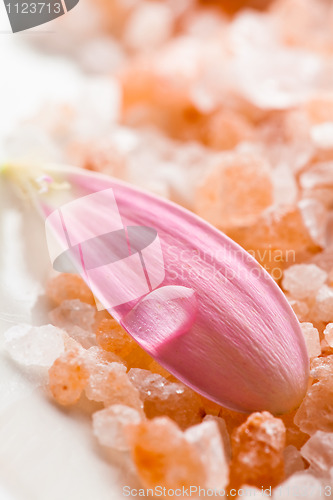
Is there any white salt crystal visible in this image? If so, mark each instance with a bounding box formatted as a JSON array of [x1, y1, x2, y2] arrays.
[[288, 298, 309, 322], [92, 404, 142, 451], [300, 323, 321, 359], [124, 2, 173, 52], [4, 324, 65, 367], [185, 420, 229, 490], [301, 431, 333, 475], [311, 122, 333, 150], [203, 415, 231, 461], [282, 264, 327, 300], [272, 472, 323, 500], [315, 285, 333, 322]]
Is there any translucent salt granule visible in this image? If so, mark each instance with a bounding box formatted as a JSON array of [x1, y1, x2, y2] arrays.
[[323, 323, 333, 348], [229, 411, 286, 489], [50, 299, 96, 331], [94, 317, 135, 356], [4, 324, 65, 367], [92, 404, 143, 451], [282, 264, 327, 300], [46, 273, 95, 306], [314, 285, 333, 322], [128, 368, 203, 429], [294, 356, 333, 435], [85, 352, 143, 412], [301, 431, 333, 475], [50, 299, 97, 348], [300, 323, 321, 359], [288, 299, 309, 322], [283, 445, 305, 478], [184, 419, 229, 489], [126, 417, 206, 489], [49, 346, 89, 405]]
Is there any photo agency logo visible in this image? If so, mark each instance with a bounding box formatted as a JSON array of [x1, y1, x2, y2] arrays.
[[45, 188, 165, 311], [2, 0, 79, 33]]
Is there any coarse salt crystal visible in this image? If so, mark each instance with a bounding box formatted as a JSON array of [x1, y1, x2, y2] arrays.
[[4, 324, 65, 367]]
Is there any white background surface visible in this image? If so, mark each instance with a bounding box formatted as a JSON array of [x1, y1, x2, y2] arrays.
[[0, 25, 137, 500]]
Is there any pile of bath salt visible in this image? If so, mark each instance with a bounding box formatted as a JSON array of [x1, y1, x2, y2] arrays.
[[3, 270, 333, 496]]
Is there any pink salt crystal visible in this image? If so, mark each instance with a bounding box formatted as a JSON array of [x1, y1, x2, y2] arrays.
[[128, 368, 203, 429], [126, 417, 206, 489], [92, 404, 143, 451], [49, 299, 96, 331], [300, 323, 321, 359], [282, 264, 327, 300], [283, 445, 305, 478], [85, 350, 143, 412], [301, 431, 333, 475], [196, 151, 273, 230], [49, 299, 97, 349], [314, 285, 333, 322], [294, 356, 333, 435], [184, 419, 229, 489], [287, 299, 309, 322], [324, 323, 333, 348], [4, 324, 65, 367]]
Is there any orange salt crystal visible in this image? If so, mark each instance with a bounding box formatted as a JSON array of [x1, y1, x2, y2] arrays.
[[213, 0, 274, 14], [196, 152, 273, 231], [280, 410, 309, 449], [95, 318, 135, 357], [229, 412, 286, 489], [46, 273, 95, 306], [227, 205, 320, 259], [294, 355, 333, 435], [202, 108, 255, 151], [126, 417, 206, 489], [199, 395, 222, 417], [123, 343, 157, 370], [218, 406, 248, 435], [128, 368, 204, 430], [95, 313, 159, 370], [306, 95, 333, 125], [147, 359, 176, 380], [49, 347, 89, 405]]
